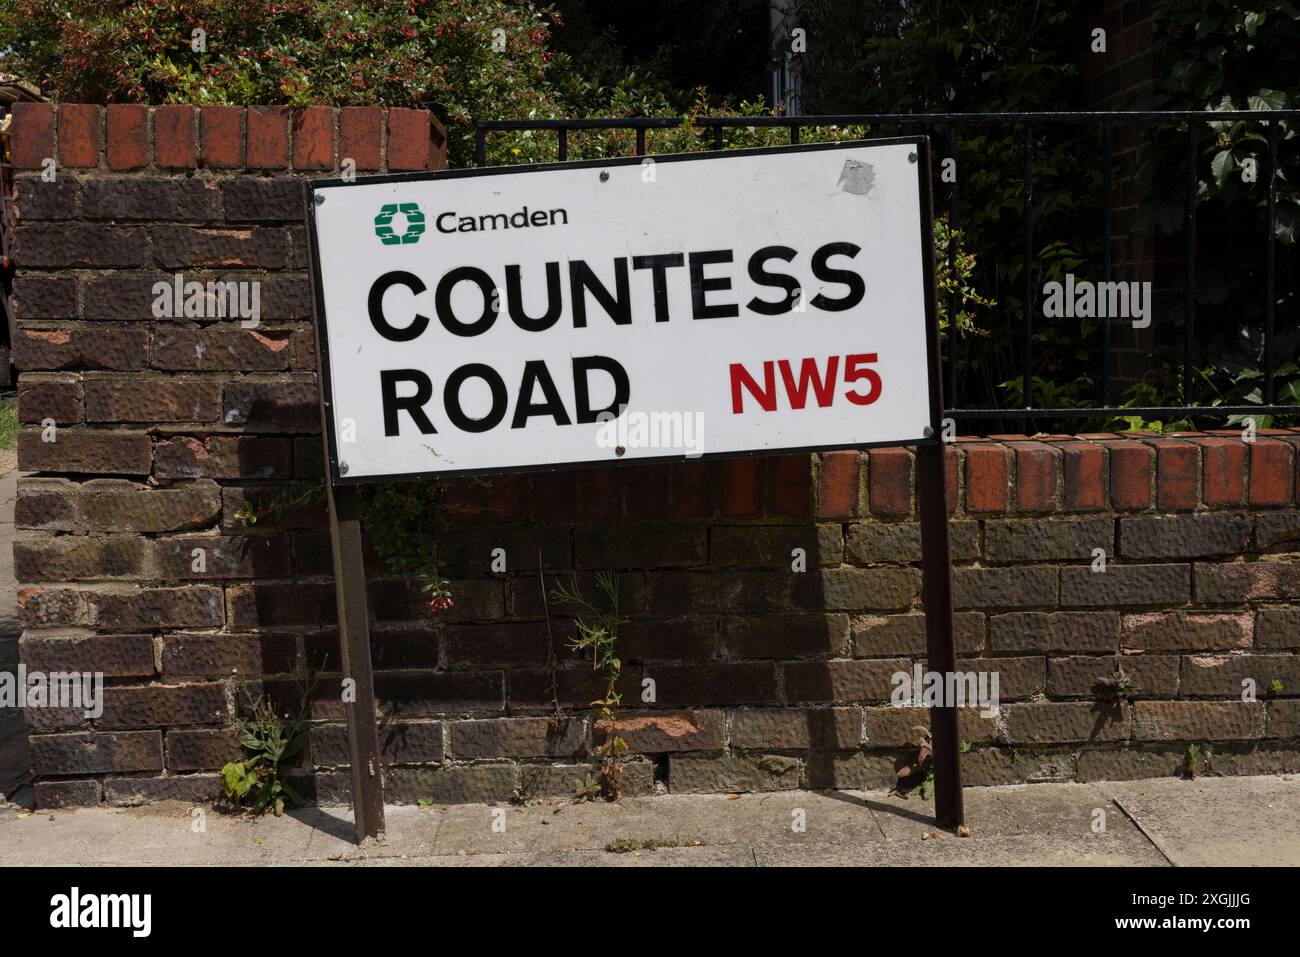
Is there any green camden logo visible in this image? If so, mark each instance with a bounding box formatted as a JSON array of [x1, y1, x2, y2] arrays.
[[374, 202, 426, 245]]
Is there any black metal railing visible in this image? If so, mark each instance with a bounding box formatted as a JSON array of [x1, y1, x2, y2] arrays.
[[475, 111, 1300, 429]]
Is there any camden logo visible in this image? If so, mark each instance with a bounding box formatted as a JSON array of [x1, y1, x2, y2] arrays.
[[374, 202, 426, 245]]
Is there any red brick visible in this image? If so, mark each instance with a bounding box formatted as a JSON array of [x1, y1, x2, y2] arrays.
[[626, 462, 669, 517], [719, 458, 762, 518], [11, 101, 54, 169], [531, 471, 576, 524], [106, 104, 149, 170], [767, 453, 811, 517], [429, 113, 449, 170], [388, 108, 431, 171], [963, 444, 1007, 513], [200, 106, 245, 169], [1250, 439, 1293, 505], [1062, 441, 1105, 511], [1108, 440, 1153, 509], [153, 104, 196, 169], [577, 467, 622, 522], [485, 472, 529, 521], [868, 447, 912, 515], [1150, 439, 1198, 510], [1200, 436, 1246, 506], [340, 106, 382, 171], [669, 460, 714, 519], [1013, 442, 1058, 512], [57, 104, 101, 168], [247, 106, 290, 169], [817, 451, 860, 518], [292, 106, 334, 170]]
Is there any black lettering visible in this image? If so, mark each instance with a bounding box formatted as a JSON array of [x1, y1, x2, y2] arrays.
[[809, 242, 865, 311], [505, 262, 563, 332], [368, 271, 429, 342], [379, 369, 436, 436], [572, 355, 630, 423], [443, 363, 508, 433], [689, 249, 739, 319], [434, 266, 498, 337], [511, 360, 572, 428], [569, 258, 631, 327], [633, 253, 685, 322], [746, 245, 800, 315]]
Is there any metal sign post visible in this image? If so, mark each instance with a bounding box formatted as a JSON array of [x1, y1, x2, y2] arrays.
[[305, 137, 963, 840]]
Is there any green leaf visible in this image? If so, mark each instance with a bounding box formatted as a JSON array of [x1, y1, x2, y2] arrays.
[[1249, 88, 1286, 111]]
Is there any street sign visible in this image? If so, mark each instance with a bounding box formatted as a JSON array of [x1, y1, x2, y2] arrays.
[[307, 138, 939, 483]]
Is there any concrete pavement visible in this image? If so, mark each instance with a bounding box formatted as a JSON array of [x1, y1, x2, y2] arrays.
[[1, 774, 1295, 866]]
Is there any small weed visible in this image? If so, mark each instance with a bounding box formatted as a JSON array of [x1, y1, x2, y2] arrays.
[[605, 837, 683, 854], [1184, 743, 1201, 780], [0, 400, 17, 451], [1098, 666, 1135, 709], [1269, 678, 1285, 696], [894, 726, 935, 800], [219, 669, 316, 816]]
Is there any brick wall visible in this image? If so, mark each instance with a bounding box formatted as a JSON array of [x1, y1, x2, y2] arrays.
[[8, 103, 1300, 810]]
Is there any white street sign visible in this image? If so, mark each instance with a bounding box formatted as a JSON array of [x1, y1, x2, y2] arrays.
[[308, 138, 938, 481]]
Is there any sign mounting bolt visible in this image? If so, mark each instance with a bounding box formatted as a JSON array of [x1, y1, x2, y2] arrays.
[[599, 171, 610, 182], [908, 152, 918, 163], [314, 193, 325, 205], [923, 426, 935, 437], [339, 462, 349, 475]]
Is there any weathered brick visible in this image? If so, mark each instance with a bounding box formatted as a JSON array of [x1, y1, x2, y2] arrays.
[[984, 516, 1113, 563], [339, 106, 383, 171], [651, 570, 790, 614], [450, 717, 584, 759], [387, 108, 432, 171], [19, 633, 154, 677], [103, 774, 223, 805], [721, 614, 849, 658], [444, 621, 547, 667], [11, 176, 78, 222], [1060, 563, 1190, 606], [221, 177, 304, 222], [1119, 512, 1249, 559], [166, 728, 242, 770], [599, 709, 724, 752], [154, 435, 292, 480], [18, 373, 83, 424], [222, 379, 319, 431], [952, 655, 1045, 700], [16, 326, 148, 372], [100, 684, 227, 729], [22, 478, 222, 533], [18, 429, 151, 475], [96, 586, 224, 630], [152, 226, 287, 269], [767, 453, 813, 517], [82, 178, 220, 221], [29, 731, 162, 774], [1181, 654, 1300, 697], [963, 444, 1007, 513], [710, 524, 841, 567], [644, 662, 779, 706], [617, 617, 716, 661], [668, 753, 801, 792], [1122, 611, 1252, 651], [806, 567, 921, 610], [17, 223, 148, 268], [1077, 746, 1187, 781], [311, 721, 444, 765], [952, 566, 1057, 609], [1062, 441, 1106, 511], [1255, 511, 1300, 553], [845, 520, 978, 564], [1151, 439, 1198, 510], [851, 612, 985, 656], [862, 705, 997, 747], [1266, 700, 1300, 738], [575, 522, 706, 569], [11, 276, 77, 319], [292, 106, 334, 170], [1195, 561, 1300, 602], [228, 582, 335, 628], [84, 377, 221, 423], [1256, 608, 1300, 649], [11, 101, 54, 168], [1047, 655, 1180, 698], [35, 780, 101, 809], [718, 457, 761, 518], [162, 632, 297, 677], [151, 326, 293, 372], [1004, 702, 1130, 743], [1133, 700, 1264, 740], [783, 657, 908, 702], [375, 671, 503, 713], [15, 533, 150, 581], [989, 611, 1119, 653]]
